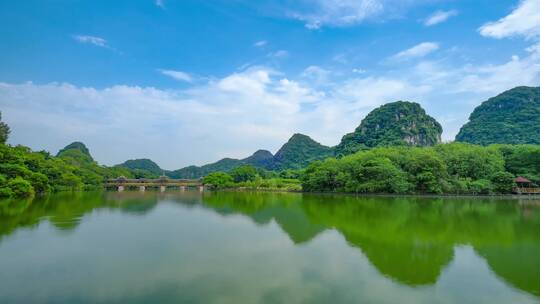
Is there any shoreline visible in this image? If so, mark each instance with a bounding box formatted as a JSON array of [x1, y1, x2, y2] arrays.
[[106, 187, 540, 199]]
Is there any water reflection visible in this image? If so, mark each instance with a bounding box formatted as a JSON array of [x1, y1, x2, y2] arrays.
[[0, 191, 539, 300], [202, 192, 540, 297]]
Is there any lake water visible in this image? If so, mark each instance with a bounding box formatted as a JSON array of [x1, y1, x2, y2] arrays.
[[0, 191, 539, 304]]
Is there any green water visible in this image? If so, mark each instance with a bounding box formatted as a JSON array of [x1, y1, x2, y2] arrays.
[[0, 192, 539, 304]]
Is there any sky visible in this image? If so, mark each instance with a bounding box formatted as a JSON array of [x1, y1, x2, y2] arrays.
[[1, 0, 540, 169]]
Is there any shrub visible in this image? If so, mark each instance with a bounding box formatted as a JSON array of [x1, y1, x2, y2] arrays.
[[28, 172, 51, 194], [230, 165, 259, 183], [469, 179, 493, 195], [491, 171, 515, 194], [203, 172, 234, 189], [0, 187, 13, 198], [7, 177, 35, 197]]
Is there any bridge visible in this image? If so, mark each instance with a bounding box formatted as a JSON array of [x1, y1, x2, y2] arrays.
[[105, 176, 204, 192]]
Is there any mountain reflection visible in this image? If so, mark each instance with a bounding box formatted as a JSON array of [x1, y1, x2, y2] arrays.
[[200, 192, 540, 296], [0, 191, 539, 298]]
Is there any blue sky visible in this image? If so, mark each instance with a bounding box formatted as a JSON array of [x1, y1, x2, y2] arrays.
[[1, 0, 540, 169]]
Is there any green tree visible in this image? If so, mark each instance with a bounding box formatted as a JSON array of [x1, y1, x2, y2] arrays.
[[7, 177, 35, 197], [338, 155, 411, 193], [0, 174, 12, 198], [203, 172, 234, 189], [491, 171, 515, 194], [0, 111, 10, 145], [57, 172, 83, 191], [230, 165, 259, 183], [28, 172, 51, 194], [469, 179, 493, 195]]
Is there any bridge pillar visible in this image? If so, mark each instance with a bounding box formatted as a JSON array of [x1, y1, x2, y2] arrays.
[[118, 186, 125, 192], [139, 186, 145, 192], [180, 186, 186, 192], [199, 186, 204, 192], [160, 186, 166, 192]]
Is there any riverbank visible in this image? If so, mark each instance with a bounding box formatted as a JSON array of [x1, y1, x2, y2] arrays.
[[2, 141, 539, 199]]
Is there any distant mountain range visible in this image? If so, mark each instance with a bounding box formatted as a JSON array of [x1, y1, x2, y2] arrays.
[[64, 86, 539, 179], [117, 133, 333, 178]]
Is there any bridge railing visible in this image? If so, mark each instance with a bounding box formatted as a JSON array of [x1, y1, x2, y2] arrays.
[[513, 187, 540, 194], [105, 178, 202, 186]]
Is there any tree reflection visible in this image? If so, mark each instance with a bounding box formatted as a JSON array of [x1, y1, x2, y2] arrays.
[[1, 191, 539, 298]]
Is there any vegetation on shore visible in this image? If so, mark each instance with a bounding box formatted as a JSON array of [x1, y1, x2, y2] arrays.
[[201, 142, 539, 195], [203, 165, 302, 191], [0, 114, 155, 199], [302, 143, 539, 195]]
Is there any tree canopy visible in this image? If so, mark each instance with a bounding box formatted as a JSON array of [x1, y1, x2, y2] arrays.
[[0, 112, 10, 145], [302, 143, 540, 195]]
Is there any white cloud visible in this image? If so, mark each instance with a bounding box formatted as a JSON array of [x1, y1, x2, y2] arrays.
[[479, 0, 540, 39], [0, 68, 325, 168], [301, 66, 332, 85], [254, 40, 267, 47], [72, 35, 109, 48], [155, 0, 165, 9], [292, 0, 383, 29], [284, 0, 433, 29], [390, 42, 439, 61], [158, 69, 193, 82], [332, 53, 348, 64], [268, 50, 289, 58], [452, 45, 540, 93], [424, 10, 458, 26]]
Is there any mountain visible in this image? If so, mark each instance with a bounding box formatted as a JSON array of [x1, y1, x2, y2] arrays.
[[168, 134, 333, 178], [56, 141, 95, 164], [271, 133, 333, 170], [119, 159, 164, 176], [168, 158, 243, 179], [243, 149, 274, 168], [456, 86, 540, 145], [335, 101, 442, 156], [57, 142, 93, 159], [168, 150, 274, 179]]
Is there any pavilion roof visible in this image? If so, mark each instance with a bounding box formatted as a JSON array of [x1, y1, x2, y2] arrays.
[[515, 176, 532, 183]]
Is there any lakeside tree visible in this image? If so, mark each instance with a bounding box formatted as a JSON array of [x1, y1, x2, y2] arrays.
[[203, 172, 234, 189], [0, 112, 10, 145], [230, 165, 259, 183], [302, 143, 539, 195], [0, 117, 144, 198]]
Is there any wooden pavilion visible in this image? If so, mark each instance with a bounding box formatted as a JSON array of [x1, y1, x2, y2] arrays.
[[513, 177, 540, 194]]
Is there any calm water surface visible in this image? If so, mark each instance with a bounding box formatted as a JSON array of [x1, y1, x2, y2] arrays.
[[0, 191, 539, 304]]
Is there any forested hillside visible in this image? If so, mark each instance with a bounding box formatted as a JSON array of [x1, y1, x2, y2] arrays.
[[169, 134, 332, 178], [456, 86, 540, 145], [335, 101, 442, 156], [271, 133, 333, 170], [117, 159, 162, 178]]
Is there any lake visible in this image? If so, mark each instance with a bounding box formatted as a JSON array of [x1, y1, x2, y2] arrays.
[[0, 191, 539, 304]]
